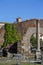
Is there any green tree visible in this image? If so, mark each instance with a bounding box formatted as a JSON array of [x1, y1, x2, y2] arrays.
[[40, 38, 43, 47], [30, 35, 43, 47], [30, 35, 36, 47]]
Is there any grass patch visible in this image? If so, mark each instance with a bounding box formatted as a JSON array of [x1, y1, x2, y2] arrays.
[[0, 62, 41, 65]]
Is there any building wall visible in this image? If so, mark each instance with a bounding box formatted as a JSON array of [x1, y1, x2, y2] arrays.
[[0, 23, 5, 45], [0, 19, 43, 55]]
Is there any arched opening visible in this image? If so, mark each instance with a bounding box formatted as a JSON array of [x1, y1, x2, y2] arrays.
[[9, 42, 18, 54], [30, 33, 43, 51]]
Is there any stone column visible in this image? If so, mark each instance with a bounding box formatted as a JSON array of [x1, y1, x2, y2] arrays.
[[36, 20, 41, 60], [36, 20, 40, 51]]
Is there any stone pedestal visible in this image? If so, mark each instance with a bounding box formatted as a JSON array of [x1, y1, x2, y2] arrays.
[[36, 50, 41, 60]]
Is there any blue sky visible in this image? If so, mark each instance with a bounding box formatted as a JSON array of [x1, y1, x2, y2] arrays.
[[0, 0, 43, 22]]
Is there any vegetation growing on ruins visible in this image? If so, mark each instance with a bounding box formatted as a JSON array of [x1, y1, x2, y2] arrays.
[[3, 23, 20, 46]]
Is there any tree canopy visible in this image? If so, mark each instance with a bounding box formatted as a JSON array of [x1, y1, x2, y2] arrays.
[[30, 35, 36, 47], [30, 35, 43, 48]]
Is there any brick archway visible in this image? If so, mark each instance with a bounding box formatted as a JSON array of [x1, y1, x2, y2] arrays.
[[21, 27, 43, 55]]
